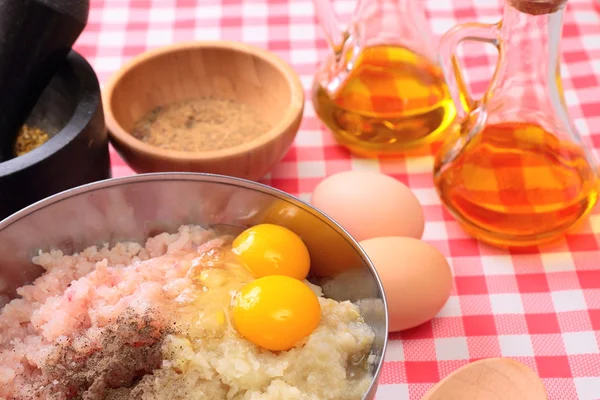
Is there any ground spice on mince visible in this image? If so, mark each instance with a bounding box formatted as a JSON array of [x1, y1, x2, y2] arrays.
[[13, 125, 50, 156], [34, 309, 170, 400], [131, 97, 271, 152]]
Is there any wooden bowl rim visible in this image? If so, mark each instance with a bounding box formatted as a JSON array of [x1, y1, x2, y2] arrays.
[[103, 40, 304, 162]]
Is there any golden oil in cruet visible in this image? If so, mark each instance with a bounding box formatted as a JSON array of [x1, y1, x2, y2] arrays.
[[311, 0, 457, 157], [433, 0, 599, 248]]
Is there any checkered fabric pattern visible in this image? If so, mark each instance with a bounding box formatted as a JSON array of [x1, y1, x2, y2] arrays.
[[77, 0, 600, 398]]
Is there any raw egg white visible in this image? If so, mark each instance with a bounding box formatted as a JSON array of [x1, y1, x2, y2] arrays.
[[359, 237, 452, 332], [311, 171, 424, 242]]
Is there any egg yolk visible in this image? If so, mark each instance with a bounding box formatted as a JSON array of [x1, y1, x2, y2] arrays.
[[232, 223, 310, 280], [232, 275, 321, 351]]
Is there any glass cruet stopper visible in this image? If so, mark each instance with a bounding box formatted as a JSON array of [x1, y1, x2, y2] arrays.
[[433, 0, 599, 248], [310, 0, 457, 158]]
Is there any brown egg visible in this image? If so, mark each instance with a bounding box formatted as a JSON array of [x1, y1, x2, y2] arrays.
[[359, 237, 452, 332], [311, 171, 424, 242]]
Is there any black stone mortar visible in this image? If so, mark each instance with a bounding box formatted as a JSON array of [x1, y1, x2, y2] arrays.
[[0, 50, 111, 220]]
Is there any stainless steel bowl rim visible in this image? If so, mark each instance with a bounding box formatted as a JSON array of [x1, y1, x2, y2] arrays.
[[0, 172, 389, 399]]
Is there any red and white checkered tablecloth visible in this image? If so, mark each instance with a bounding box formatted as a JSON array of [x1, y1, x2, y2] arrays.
[[76, 0, 600, 398]]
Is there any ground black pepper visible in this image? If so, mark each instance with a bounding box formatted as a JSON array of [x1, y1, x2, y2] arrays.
[[131, 97, 271, 152], [34, 309, 171, 400]]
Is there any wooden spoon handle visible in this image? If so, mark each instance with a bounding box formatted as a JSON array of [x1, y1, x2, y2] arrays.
[[421, 357, 547, 400]]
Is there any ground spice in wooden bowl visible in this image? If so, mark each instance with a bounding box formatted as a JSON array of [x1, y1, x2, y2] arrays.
[[131, 97, 271, 152], [13, 125, 50, 157]]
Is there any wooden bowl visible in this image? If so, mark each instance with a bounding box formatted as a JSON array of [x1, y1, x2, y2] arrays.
[[103, 41, 304, 181]]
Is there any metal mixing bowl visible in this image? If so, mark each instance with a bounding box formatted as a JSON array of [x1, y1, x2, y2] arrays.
[[0, 173, 388, 399]]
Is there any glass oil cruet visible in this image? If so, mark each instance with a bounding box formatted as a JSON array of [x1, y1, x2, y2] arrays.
[[434, 0, 599, 247], [311, 0, 457, 157]]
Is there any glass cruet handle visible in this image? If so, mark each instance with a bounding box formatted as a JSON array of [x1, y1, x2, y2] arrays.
[[312, 0, 347, 53], [438, 22, 501, 121]]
